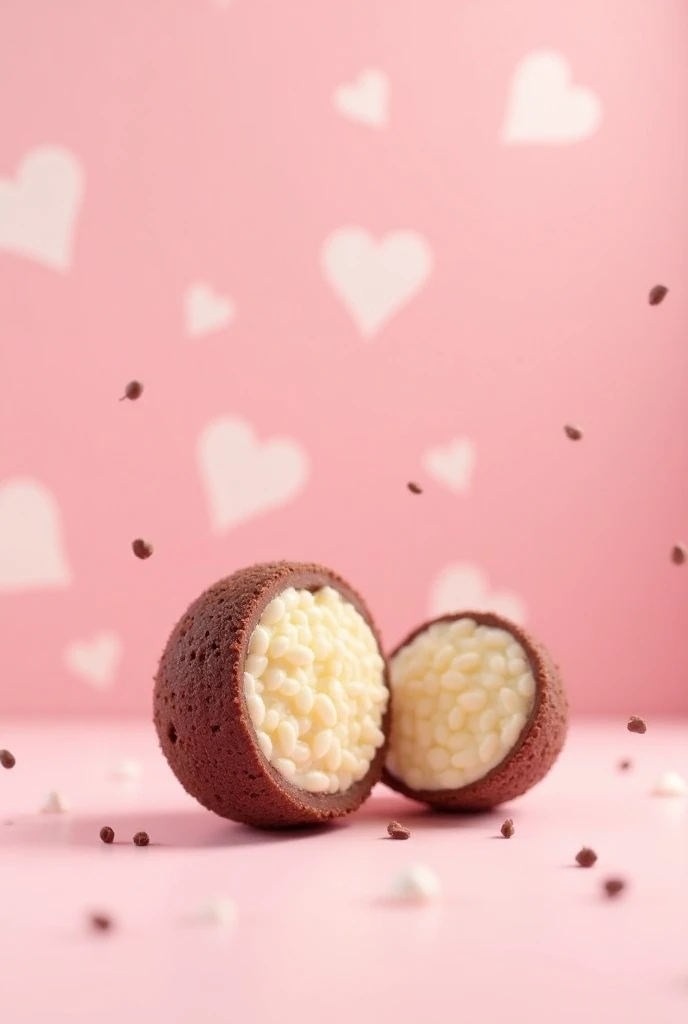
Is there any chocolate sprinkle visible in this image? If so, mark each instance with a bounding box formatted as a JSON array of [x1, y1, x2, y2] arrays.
[[575, 846, 598, 868], [387, 821, 411, 840], [133, 831, 150, 847], [618, 759, 632, 771], [603, 877, 626, 898], [99, 826, 115, 844], [132, 539, 154, 560], [89, 913, 113, 932], [120, 380, 144, 401], [627, 716, 647, 735], [500, 818, 515, 839], [564, 424, 583, 441], [407, 482, 423, 494], [671, 544, 687, 566], [648, 284, 668, 306], [0, 749, 16, 769]]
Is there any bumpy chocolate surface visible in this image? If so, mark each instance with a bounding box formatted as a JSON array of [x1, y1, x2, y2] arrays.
[[154, 562, 391, 828], [382, 611, 568, 810]]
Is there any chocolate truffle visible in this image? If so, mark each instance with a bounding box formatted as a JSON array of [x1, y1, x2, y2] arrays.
[[154, 562, 390, 829], [382, 612, 567, 810]]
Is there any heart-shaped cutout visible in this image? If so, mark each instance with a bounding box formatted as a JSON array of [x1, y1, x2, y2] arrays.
[[423, 437, 476, 494], [0, 478, 71, 592], [197, 417, 309, 532], [321, 227, 433, 338], [0, 146, 84, 271], [502, 51, 602, 144], [64, 631, 122, 690], [429, 563, 527, 624]]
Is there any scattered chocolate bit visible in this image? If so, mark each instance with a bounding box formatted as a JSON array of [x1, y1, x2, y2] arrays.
[[648, 284, 668, 306], [387, 820, 411, 840], [119, 380, 144, 401], [131, 538, 154, 560], [603, 877, 626, 898], [671, 544, 687, 566], [133, 831, 150, 847], [618, 759, 632, 771], [407, 482, 423, 495], [89, 913, 113, 932], [627, 716, 647, 735], [575, 846, 598, 868], [564, 424, 583, 441], [99, 826, 115, 844], [0, 749, 16, 769], [500, 818, 515, 838]]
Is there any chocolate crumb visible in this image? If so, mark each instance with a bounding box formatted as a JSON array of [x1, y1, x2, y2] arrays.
[[564, 424, 583, 441], [89, 913, 113, 932], [0, 749, 16, 769], [603, 877, 626, 898], [407, 482, 423, 495], [387, 820, 411, 840], [575, 846, 598, 868], [627, 716, 647, 735], [618, 759, 632, 771], [500, 818, 515, 838], [99, 826, 115, 844], [119, 380, 144, 401], [648, 284, 668, 306], [131, 539, 154, 560], [671, 544, 687, 566], [133, 831, 150, 847]]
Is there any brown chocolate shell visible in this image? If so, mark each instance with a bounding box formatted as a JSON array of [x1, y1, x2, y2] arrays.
[[382, 611, 567, 810], [154, 561, 391, 829]]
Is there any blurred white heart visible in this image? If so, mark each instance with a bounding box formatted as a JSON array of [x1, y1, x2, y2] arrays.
[[333, 68, 389, 128], [322, 227, 433, 338], [423, 437, 476, 493], [429, 564, 527, 624], [64, 632, 122, 690], [0, 478, 71, 592], [184, 281, 236, 337], [197, 417, 309, 531], [0, 146, 84, 271], [502, 51, 602, 144]]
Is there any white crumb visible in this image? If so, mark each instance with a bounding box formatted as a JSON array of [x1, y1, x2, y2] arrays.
[[651, 771, 687, 797], [40, 791, 70, 814], [198, 898, 238, 928], [111, 759, 142, 782], [388, 864, 441, 902]]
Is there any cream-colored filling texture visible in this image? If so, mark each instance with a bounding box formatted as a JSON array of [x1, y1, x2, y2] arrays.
[[243, 586, 388, 794], [387, 618, 536, 791]]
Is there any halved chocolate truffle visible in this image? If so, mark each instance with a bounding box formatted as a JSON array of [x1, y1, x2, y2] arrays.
[[154, 562, 390, 828], [382, 612, 567, 810]]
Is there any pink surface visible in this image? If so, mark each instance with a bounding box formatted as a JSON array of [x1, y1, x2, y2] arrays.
[[0, 724, 683, 1019], [1, 0, 688, 717], [0, 719, 687, 1023]]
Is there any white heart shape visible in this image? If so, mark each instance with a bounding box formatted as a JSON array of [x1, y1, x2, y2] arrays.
[[0, 478, 71, 592], [322, 227, 433, 338], [184, 281, 236, 337], [333, 68, 390, 128], [423, 437, 476, 494], [429, 563, 527, 624], [197, 417, 309, 532], [502, 51, 602, 144], [0, 146, 84, 271], [64, 631, 122, 690]]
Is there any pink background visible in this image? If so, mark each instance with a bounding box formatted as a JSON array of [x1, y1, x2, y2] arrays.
[[1, 0, 687, 717]]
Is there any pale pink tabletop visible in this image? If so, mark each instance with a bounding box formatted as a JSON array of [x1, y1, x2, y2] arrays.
[[0, 720, 686, 1024]]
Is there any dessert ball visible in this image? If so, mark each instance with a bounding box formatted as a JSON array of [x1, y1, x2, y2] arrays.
[[383, 612, 567, 810], [154, 562, 390, 828]]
